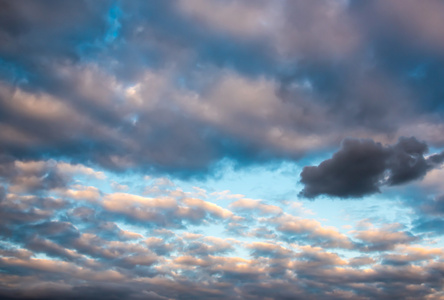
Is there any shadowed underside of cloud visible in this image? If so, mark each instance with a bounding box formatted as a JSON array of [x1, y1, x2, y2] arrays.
[[300, 137, 444, 198]]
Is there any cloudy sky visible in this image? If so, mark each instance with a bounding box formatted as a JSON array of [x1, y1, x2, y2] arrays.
[[1, 0, 444, 299]]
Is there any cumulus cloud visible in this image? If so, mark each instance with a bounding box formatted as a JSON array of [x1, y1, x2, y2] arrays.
[[229, 198, 282, 215], [268, 214, 354, 249], [0, 156, 442, 299], [354, 227, 418, 252], [300, 137, 442, 198]]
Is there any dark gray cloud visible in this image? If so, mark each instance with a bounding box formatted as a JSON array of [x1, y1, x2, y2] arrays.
[[300, 139, 390, 198], [300, 137, 440, 198], [427, 151, 444, 165]]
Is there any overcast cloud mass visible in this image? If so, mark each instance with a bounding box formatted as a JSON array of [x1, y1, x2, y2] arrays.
[[1, 0, 444, 299]]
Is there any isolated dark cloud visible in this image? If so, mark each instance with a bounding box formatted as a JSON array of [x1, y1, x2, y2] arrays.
[[300, 137, 440, 198], [300, 139, 389, 198]]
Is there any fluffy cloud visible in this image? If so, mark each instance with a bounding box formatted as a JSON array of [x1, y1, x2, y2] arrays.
[[300, 137, 443, 198], [0, 157, 442, 299], [229, 198, 282, 215], [0, 0, 443, 176]]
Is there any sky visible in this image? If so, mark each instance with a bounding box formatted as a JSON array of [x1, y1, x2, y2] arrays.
[[1, 0, 444, 299]]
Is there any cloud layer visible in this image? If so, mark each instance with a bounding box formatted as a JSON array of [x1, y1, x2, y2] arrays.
[[1, 0, 444, 299], [0, 159, 443, 300], [0, 0, 444, 175]]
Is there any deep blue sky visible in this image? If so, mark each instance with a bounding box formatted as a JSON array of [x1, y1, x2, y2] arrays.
[[1, 1, 444, 299]]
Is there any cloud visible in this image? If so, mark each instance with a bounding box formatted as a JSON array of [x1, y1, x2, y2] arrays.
[[0, 156, 441, 299], [247, 242, 293, 259], [176, 0, 278, 38], [182, 236, 236, 257], [2, 1, 444, 299], [354, 227, 418, 252], [0, 158, 104, 195], [229, 198, 282, 215], [421, 195, 444, 216], [0, 0, 443, 177], [97, 191, 235, 228], [300, 137, 441, 198], [268, 214, 354, 249], [1, 178, 443, 300]]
